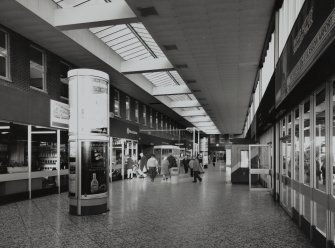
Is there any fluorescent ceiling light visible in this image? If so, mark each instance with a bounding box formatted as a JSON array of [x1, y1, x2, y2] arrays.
[[0, 126, 10, 129]]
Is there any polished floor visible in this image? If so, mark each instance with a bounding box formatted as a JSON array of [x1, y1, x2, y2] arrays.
[[0, 166, 315, 248]]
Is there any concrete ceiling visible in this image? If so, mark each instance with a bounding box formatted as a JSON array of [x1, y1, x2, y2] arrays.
[[125, 0, 276, 134]]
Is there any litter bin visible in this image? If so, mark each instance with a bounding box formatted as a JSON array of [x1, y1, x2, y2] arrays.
[[170, 167, 179, 184]]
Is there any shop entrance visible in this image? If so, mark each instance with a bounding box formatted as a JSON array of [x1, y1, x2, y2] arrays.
[[110, 138, 138, 181]]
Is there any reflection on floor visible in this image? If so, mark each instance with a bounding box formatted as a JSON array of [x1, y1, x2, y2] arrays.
[[0, 165, 315, 248]]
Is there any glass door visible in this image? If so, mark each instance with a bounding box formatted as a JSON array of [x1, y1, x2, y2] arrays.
[[249, 144, 271, 190]]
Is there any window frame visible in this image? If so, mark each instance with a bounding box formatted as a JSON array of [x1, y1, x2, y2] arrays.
[[59, 61, 71, 100], [143, 105, 147, 126], [126, 96, 131, 121], [114, 90, 120, 117], [134, 100, 139, 123], [0, 28, 10, 81], [29, 45, 47, 93]]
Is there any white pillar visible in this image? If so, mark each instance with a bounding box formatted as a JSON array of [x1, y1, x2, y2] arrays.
[[57, 129, 61, 194], [28, 125, 32, 199]]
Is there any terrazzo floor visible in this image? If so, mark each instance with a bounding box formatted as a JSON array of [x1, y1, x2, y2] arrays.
[[0, 165, 315, 248]]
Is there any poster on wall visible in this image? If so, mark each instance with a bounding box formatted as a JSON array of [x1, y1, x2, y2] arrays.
[[50, 100, 69, 129], [81, 141, 108, 196], [69, 76, 109, 136], [69, 141, 76, 197]]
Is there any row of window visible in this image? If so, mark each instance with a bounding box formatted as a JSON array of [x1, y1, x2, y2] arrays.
[[0, 28, 183, 135], [113, 89, 180, 133], [243, 0, 306, 136], [0, 29, 70, 99]]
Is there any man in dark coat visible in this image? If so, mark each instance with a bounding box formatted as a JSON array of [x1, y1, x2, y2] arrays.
[[139, 153, 148, 172]]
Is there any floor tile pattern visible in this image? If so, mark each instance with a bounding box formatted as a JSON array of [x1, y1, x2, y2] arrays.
[[0, 166, 315, 248]]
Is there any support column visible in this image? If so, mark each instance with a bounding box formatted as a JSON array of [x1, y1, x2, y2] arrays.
[[68, 69, 110, 216]]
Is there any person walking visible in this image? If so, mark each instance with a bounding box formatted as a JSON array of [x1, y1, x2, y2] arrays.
[[193, 156, 202, 183], [147, 154, 158, 182], [189, 157, 195, 177], [161, 156, 170, 181], [139, 153, 148, 173], [212, 154, 217, 167], [182, 155, 190, 174], [126, 155, 134, 179]]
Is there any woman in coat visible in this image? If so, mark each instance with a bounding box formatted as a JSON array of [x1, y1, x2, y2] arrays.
[[161, 157, 170, 181]]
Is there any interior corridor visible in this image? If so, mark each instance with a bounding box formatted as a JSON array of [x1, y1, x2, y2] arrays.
[[0, 166, 314, 248]]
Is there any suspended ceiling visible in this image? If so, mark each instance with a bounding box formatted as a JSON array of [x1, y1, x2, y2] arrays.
[[125, 0, 276, 134]]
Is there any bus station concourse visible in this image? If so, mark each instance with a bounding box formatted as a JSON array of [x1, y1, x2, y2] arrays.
[[0, 0, 334, 247]]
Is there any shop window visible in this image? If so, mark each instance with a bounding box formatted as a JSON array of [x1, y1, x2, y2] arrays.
[[143, 105, 147, 126], [0, 122, 28, 174], [315, 88, 326, 192], [0, 29, 9, 79], [60, 62, 70, 100], [294, 108, 300, 182], [31, 127, 57, 172], [135, 101, 139, 123], [287, 113, 292, 178], [29, 46, 46, 91], [126, 96, 131, 120], [281, 117, 287, 176], [114, 90, 120, 117], [303, 100, 311, 185]]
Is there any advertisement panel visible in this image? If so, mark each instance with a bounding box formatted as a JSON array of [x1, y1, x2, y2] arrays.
[[69, 76, 108, 136], [50, 100, 69, 129], [69, 141, 76, 197], [200, 137, 208, 152], [81, 141, 108, 196]]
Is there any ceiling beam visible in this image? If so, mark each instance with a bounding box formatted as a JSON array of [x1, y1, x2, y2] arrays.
[[185, 116, 211, 122], [180, 110, 207, 117], [170, 100, 201, 108], [152, 85, 192, 96], [121, 58, 174, 74], [194, 122, 216, 127], [54, 1, 137, 30]]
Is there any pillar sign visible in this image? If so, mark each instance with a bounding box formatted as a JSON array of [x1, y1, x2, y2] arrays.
[[68, 69, 109, 216]]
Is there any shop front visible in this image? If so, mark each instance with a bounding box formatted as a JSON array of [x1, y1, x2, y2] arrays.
[[0, 99, 69, 204], [173, 140, 193, 158], [138, 133, 173, 157], [271, 0, 335, 245], [110, 118, 139, 181]]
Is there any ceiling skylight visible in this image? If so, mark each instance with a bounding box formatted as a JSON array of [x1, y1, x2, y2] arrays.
[[52, 0, 220, 134]]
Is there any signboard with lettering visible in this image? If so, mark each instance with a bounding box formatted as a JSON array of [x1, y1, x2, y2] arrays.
[[110, 118, 139, 140], [50, 100, 69, 129], [275, 0, 335, 107]]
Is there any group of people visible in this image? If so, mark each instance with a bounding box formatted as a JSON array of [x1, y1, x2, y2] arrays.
[[124, 153, 205, 183], [181, 155, 204, 182], [124, 153, 148, 180]]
